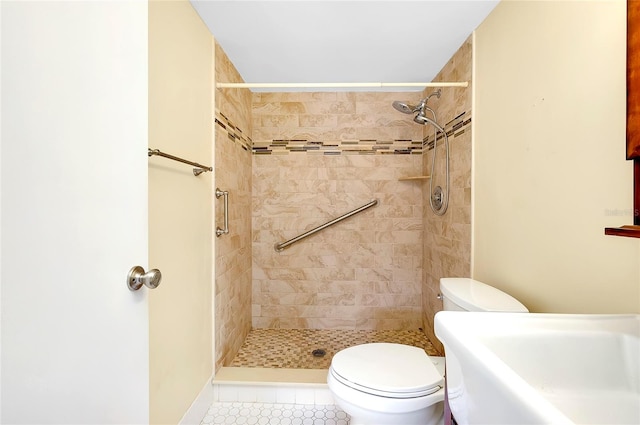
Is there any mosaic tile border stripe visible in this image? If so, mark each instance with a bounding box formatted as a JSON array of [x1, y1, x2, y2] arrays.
[[252, 139, 423, 155], [215, 110, 252, 152], [423, 110, 472, 150], [214, 109, 471, 155]]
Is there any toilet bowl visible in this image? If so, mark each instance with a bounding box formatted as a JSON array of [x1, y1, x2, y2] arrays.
[[327, 343, 446, 425], [327, 278, 528, 425]]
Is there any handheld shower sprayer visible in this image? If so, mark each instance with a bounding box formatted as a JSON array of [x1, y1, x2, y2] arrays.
[[413, 106, 446, 132], [391, 89, 449, 215]]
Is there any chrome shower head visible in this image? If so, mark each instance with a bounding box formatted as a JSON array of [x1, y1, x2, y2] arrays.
[[393, 91, 445, 133], [392, 100, 418, 114], [393, 90, 441, 115]]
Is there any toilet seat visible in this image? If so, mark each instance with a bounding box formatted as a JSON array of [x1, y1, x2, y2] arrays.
[[329, 343, 443, 399]]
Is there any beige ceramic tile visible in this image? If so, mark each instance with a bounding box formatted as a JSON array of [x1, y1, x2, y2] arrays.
[[214, 43, 253, 370], [251, 92, 426, 329], [420, 36, 473, 354], [215, 37, 472, 353]]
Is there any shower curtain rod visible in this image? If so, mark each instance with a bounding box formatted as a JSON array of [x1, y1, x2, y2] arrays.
[[216, 81, 468, 89]]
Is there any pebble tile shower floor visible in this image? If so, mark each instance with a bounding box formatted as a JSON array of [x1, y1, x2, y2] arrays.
[[230, 328, 439, 369]]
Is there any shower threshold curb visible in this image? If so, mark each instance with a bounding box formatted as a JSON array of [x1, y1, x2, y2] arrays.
[[213, 367, 328, 386], [211, 367, 335, 404]]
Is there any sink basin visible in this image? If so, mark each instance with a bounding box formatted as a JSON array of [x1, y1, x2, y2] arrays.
[[434, 312, 639, 424]]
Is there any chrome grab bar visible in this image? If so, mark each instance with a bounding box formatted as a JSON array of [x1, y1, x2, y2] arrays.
[[148, 148, 212, 176], [274, 199, 379, 252], [216, 188, 229, 237]]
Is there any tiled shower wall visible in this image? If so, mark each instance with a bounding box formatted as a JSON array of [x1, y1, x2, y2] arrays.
[[251, 92, 427, 330], [214, 42, 253, 370], [213, 36, 473, 362], [422, 36, 473, 354]]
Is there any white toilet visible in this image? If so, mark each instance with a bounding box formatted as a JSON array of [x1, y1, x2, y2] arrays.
[[327, 278, 528, 425]]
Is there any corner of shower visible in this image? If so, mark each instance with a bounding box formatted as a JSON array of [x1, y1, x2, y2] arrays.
[[393, 89, 450, 216]]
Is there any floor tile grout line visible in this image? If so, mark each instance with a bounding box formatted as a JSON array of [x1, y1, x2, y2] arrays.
[[229, 329, 438, 369]]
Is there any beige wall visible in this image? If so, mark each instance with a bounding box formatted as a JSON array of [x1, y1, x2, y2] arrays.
[[214, 43, 253, 370], [148, 1, 213, 423], [473, 0, 640, 313], [422, 37, 473, 354], [251, 92, 425, 330]]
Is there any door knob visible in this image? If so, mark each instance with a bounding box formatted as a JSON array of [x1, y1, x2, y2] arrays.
[[127, 266, 162, 291]]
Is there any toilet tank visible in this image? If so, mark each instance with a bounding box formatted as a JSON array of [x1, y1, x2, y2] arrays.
[[439, 278, 528, 312]]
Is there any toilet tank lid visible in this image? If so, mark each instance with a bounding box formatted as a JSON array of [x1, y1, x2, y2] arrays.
[[440, 278, 529, 312]]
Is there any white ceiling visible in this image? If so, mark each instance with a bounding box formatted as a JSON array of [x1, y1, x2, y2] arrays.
[[190, 0, 500, 91]]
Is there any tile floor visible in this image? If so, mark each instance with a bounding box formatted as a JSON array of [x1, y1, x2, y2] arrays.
[[204, 328, 440, 424], [230, 328, 439, 369], [200, 402, 349, 425]]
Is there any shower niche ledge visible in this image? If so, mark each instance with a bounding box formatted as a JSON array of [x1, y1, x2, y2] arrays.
[[398, 175, 431, 181]]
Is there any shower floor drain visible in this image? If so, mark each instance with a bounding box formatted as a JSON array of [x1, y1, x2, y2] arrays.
[[312, 349, 326, 357]]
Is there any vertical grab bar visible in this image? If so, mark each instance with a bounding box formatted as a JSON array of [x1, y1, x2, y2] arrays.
[[216, 188, 229, 237]]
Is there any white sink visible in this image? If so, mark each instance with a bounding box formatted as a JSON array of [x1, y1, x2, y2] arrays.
[[434, 312, 640, 424]]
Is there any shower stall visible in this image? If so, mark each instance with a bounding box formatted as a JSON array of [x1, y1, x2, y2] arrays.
[[213, 38, 473, 373]]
